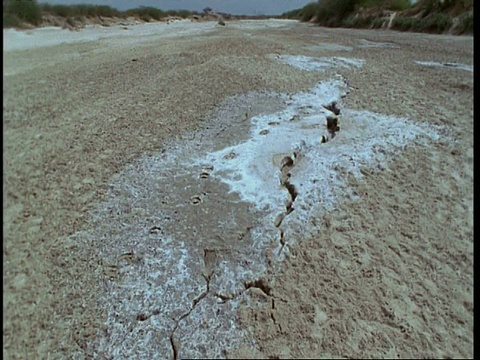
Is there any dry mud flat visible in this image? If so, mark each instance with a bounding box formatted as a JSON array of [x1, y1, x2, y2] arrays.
[[3, 20, 473, 359]]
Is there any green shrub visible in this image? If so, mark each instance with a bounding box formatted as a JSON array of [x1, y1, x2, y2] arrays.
[[75, 4, 98, 17], [342, 15, 357, 27], [371, 17, 385, 28], [356, 0, 383, 8], [139, 13, 151, 22], [173, 10, 191, 18], [391, 16, 421, 31], [126, 7, 165, 21], [300, 2, 320, 21], [46, 4, 73, 17], [420, 0, 437, 16], [386, 0, 411, 11], [315, 0, 357, 27], [92, 5, 120, 17], [422, 12, 452, 32], [3, 12, 22, 28], [459, 12, 473, 33], [38, 3, 52, 13], [40, 4, 120, 18], [342, 14, 373, 28], [6, 0, 43, 25], [65, 16, 75, 26]]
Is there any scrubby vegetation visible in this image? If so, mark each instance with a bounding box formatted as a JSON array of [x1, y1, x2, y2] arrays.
[[39, 3, 122, 18], [4, 0, 43, 26], [3, 12, 22, 28], [280, 0, 473, 34], [3, 0, 200, 28]]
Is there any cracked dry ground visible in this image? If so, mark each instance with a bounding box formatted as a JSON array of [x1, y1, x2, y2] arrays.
[[3, 22, 473, 358]]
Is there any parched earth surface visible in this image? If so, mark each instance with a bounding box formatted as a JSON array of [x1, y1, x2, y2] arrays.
[[3, 20, 473, 359]]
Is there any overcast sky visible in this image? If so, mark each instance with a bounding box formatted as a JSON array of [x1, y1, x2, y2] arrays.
[[37, 0, 315, 15]]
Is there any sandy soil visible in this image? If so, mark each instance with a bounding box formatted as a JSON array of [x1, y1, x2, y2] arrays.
[[3, 20, 473, 359]]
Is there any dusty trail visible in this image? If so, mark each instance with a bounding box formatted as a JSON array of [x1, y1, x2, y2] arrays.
[[3, 20, 473, 359]]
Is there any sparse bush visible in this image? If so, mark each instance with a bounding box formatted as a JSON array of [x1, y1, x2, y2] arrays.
[[65, 16, 75, 26], [371, 17, 385, 28], [126, 7, 165, 21], [44, 4, 73, 17], [93, 5, 120, 17], [171, 10, 191, 18], [139, 13, 151, 22], [342, 14, 373, 28], [422, 12, 452, 32], [40, 4, 121, 18], [391, 15, 423, 31], [342, 15, 357, 27], [458, 12, 473, 33], [6, 0, 43, 26]]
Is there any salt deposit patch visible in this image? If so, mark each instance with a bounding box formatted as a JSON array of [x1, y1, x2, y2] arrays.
[[198, 79, 442, 253], [198, 80, 345, 212], [268, 54, 365, 71], [82, 78, 443, 358], [415, 60, 473, 72]]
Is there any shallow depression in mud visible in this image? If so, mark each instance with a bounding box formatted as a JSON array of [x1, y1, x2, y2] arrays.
[[79, 74, 444, 358]]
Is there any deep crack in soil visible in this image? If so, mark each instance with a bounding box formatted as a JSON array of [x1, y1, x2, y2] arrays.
[[170, 272, 211, 360]]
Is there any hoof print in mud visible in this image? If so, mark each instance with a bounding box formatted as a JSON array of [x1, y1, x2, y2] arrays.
[[280, 156, 294, 169], [136, 313, 148, 322], [190, 195, 203, 205], [199, 165, 214, 179], [223, 152, 237, 160], [149, 226, 162, 234]]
